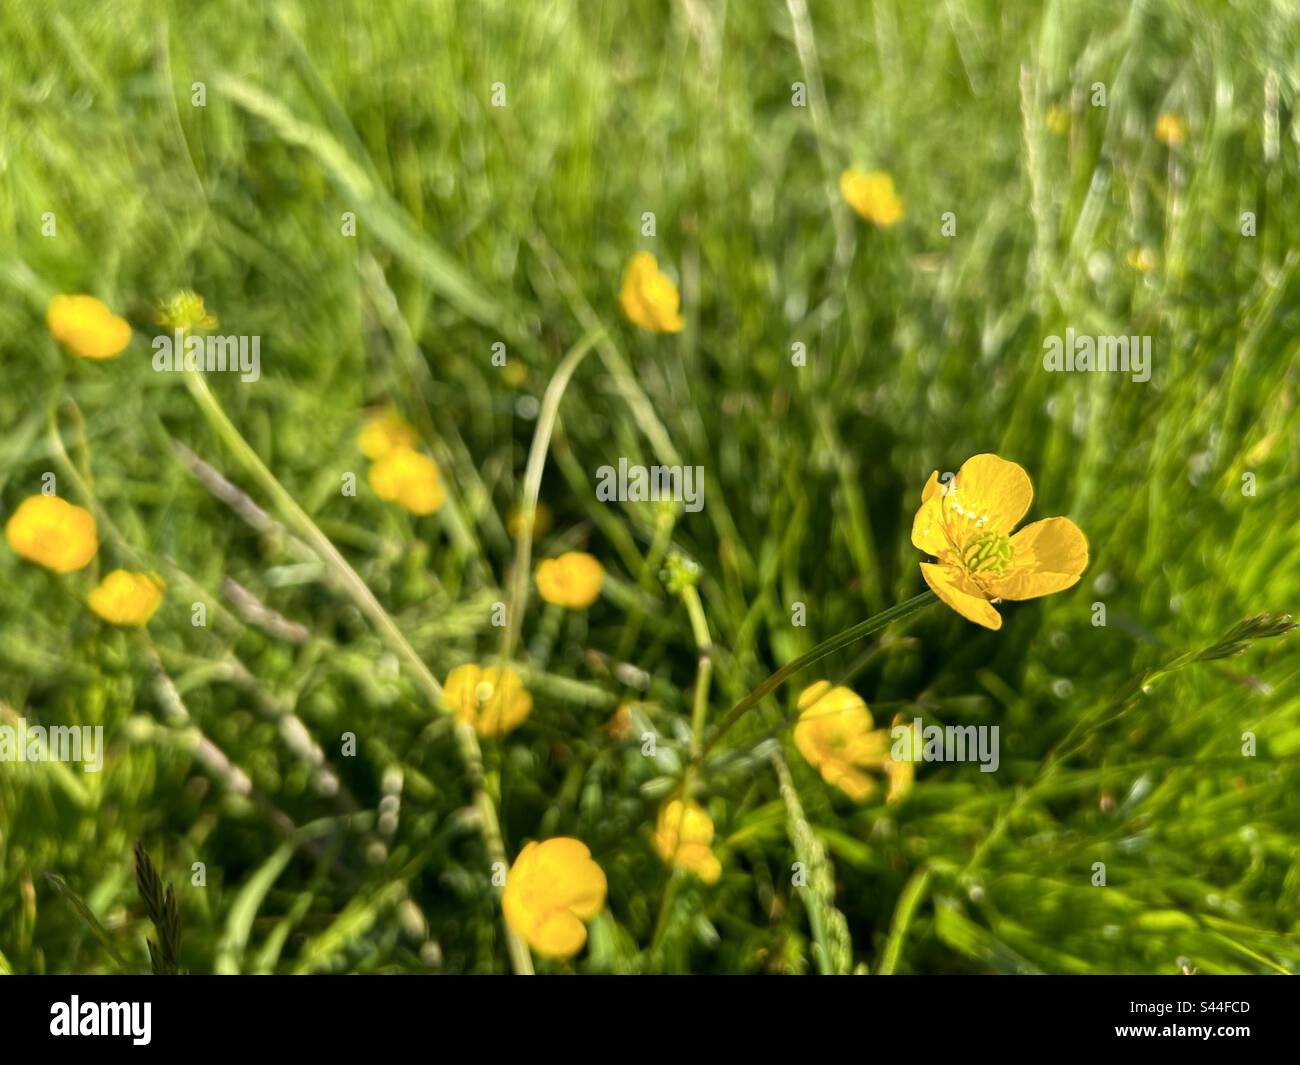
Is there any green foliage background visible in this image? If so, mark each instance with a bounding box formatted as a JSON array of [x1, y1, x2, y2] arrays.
[[1, 0, 1298, 974]]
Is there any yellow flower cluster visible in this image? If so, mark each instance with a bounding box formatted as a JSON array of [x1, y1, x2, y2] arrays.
[[502, 838, 607, 959], [652, 799, 722, 883], [535, 551, 604, 609], [793, 681, 914, 803], [4, 496, 164, 625], [47, 295, 132, 360], [358, 409, 444, 515], [443, 663, 533, 738], [839, 166, 905, 227]]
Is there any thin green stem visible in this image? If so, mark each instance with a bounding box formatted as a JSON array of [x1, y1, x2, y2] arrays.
[[698, 590, 937, 761], [180, 369, 535, 974]]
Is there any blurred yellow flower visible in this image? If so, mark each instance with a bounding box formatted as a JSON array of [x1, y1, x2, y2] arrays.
[[1126, 247, 1158, 273], [368, 445, 444, 515], [358, 409, 418, 460], [911, 453, 1088, 630], [653, 799, 721, 883], [602, 703, 636, 741], [4, 495, 98, 573], [88, 570, 165, 626], [619, 252, 683, 333], [1155, 113, 1186, 146], [46, 295, 131, 359], [156, 290, 217, 333], [793, 681, 913, 803], [443, 663, 533, 737], [1045, 106, 1070, 135], [507, 501, 552, 540], [502, 837, 607, 959], [840, 167, 904, 227], [535, 551, 604, 609]]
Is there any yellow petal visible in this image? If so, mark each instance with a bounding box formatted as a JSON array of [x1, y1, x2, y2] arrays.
[[88, 570, 165, 626], [824, 760, 878, 802], [4, 495, 99, 573], [943, 454, 1033, 543], [910, 470, 949, 556], [536, 551, 604, 609], [530, 909, 590, 959], [619, 253, 684, 333], [984, 517, 1089, 601], [921, 561, 1002, 630]]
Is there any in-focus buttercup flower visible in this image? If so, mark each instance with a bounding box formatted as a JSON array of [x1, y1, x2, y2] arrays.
[[911, 453, 1088, 630], [652, 799, 722, 883], [156, 290, 218, 333], [1155, 113, 1186, 146], [358, 409, 418, 460], [535, 551, 604, 609], [443, 663, 533, 737], [4, 495, 98, 573], [619, 252, 683, 333], [88, 570, 165, 626], [46, 295, 132, 359], [368, 445, 444, 515], [793, 681, 913, 803], [840, 167, 904, 227], [502, 838, 607, 959]]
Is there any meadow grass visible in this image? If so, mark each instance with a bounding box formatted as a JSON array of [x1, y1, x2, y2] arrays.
[[1, 0, 1298, 974]]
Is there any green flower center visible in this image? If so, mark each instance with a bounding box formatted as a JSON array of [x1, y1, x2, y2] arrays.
[[962, 532, 1013, 575]]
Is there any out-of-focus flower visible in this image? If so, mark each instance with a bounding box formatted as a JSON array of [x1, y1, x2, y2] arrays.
[[1155, 113, 1186, 146], [507, 501, 552, 540], [793, 681, 912, 803], [536, 551, 604, 609], [839, 167, 904, 227], [911, 454, 1088, 630], [88, 570, 165, 626], [359, 409, 418, 460], [1127, 247, 1158, 273], [1046, 106, 1070, 135], [602, 703, 636, 741], [652, 799, 721, 883], [443, 663, 533, 737], [156, 291, 217, 333], [619, 252, 683, 333], [502, 838, 607, 959], [4, 495, 98, 573], [46, 295, 132, 359], [368, 445, 444, 515]]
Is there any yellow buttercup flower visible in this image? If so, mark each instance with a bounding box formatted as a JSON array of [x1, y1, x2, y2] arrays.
[[443, 663, 533, 737], [652, 799, 721, 884], [46, 295, 132, 359], [1155, 113, 1186, 146], [502, 838, 607, 959], [358, 409, 418, 460], [911, 453, 1088, 630], [535, 551, 604, 609], [88, 570, 165, 626], [1127, 247, 1158, 273], [507, 501, 552, 540], [368, 445, 444, 515], [4, 495, 98, 573], [1045, 106, 1070, 135], [619, 252, 683, 333], [840, 167, 904, 227], [793, 681, 913, 803]]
